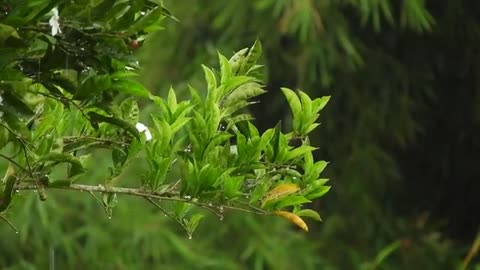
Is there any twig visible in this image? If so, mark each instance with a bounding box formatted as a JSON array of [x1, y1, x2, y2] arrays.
[[0, 214, 18, 233], [14, 182, 267, 216], [0, 154, 27, 172], [461, 228, 480, 270], [15, 183, 177, 198], [145, 197, 189, 235]]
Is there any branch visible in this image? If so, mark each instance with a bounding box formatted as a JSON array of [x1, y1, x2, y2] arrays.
[[13, 183, 268, 215], [15, 183, 178, 198]]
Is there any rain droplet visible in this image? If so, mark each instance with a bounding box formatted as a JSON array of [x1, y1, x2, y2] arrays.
[[108, 216, 112, 220], [219, 216, 224, 221], [219, 206, 224, 213], [15, 231, 19, 235], [184, 195, 191, 200], [141, 11, 146, 15], [33, 190, 37, 193], [15, 190, 19, 193], [188, 235, 192, 240]]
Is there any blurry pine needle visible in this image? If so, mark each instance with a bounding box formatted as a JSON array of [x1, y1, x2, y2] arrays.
[[0, 214, 18, 233], [461, 228, 480, 270], [362, 240, 402, 270]]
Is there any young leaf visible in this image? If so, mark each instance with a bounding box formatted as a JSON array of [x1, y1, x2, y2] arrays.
[[312, 96, 331, 113], [229, 47, 248, 74], [295, 209, 322, 221], [170, 117, 191, 136], [202, 65, 218, 101], [167, 86, 178, 114], [218, 52, 232, 84], [285, 145, 317, 161], [152, 116, 172, 152], [305, 185, 331, 200], [281, 88, 302, 132], [221, 76, 254, 96], [240, 40, 262, 75], [274, 195, 311, 209], [223, 175, 244, 198], [187, 213, 204, 236], [223, 82, 265, 108]]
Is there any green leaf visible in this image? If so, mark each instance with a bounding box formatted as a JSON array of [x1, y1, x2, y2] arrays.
[[170, 117, 191, 136], [0, 164, 16, 212], [88, 112, 140, 139], [152, 116, 172, 151], [39, 152, 85, 177], [151, 157, 172, 188], [187, 213, 204, 236], [167, 86, 178, 114], [0, 23, 20, 44], [281, 88, 302, 132], [373, 241, 402, 266], [223, 176, 244, 198], [74, 75, 111, 100], [202, 65, 218, 101], [128, 6, 165, 34], [249, 176, 277, 204], [223, 82, 265, 108], [240, 40, 262, 75], [274, 195, 311, 209], [207, 101, 221, 139], [119, 97, 140, 124], [305, 185, 331, 200], [203, 133, 232, 160], [226, 114, 254, 130], [304, 123, 320, 134], [286, 145, 317, 161], [312, 96, 331, 113], [111, 79, 151, 98], [188, 85, 203, 106], [295, 209, 322, 221], [218, 52, 232, 84], [229, 47, 248, 74]]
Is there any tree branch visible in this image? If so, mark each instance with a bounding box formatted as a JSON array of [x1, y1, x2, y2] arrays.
[[13, 182, 268, 215]]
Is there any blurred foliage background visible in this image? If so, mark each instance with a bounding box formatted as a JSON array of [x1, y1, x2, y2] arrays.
[[2, 0, 480, 269]]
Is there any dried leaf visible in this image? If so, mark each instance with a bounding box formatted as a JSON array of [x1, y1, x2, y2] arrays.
[[261, 183, 300, 207], [274, 210, 309, 232]]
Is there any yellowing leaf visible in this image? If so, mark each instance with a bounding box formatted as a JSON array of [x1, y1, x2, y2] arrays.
[[261, 183, 300, 207], [274, 211, 309, 232]]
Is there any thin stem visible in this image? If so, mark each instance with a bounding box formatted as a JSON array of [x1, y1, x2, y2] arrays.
[[0, 154, 26, 172], [0, 214, 18, 233], [145, 197, 189, 235]]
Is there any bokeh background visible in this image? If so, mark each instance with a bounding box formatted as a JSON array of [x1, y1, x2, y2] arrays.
[[2, 0, 480, 269]]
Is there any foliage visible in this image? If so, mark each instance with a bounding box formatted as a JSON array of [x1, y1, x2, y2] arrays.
[[0, 0, 331, 246], [137, 0, 480, 269]]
